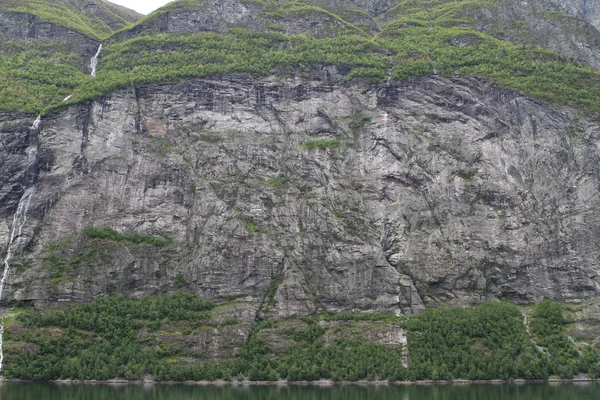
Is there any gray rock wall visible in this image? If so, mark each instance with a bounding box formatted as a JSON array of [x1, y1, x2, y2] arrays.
[[467, 0, 600, 70], [114, 0, 378, 40], [1, 75, 599, 318], [550, 0, 600, 30]]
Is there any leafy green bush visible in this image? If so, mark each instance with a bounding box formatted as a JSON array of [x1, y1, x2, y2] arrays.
[[245, 220, 267, 234], [530, 299, 567, 337]]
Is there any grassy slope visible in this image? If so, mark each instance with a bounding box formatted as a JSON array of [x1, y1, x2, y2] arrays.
[[0, 0, 140, 39], [0, 0, 143, 113], [1, 0, 597, 116], [0, 51, 88, 114], [62, 0, 600, 116]]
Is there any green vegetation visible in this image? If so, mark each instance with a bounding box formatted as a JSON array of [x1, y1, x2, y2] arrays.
[[245, 220, 267, 234], [0, 0, 136, 39], [385, 0, 495, 29], [6, 298, 600, 381], [384, 27, 600, 113], [64, 30, 387, 110], [0, 0, 138, 113], [404, 302, 544, 380], [40, 228, 172, 287], [399, 301, 600, 380], [0, 48, 88, 113], [33, 24, 599, 117], [269, 335, 407, 381], [456, 169, 477, 181], [267, 177, 290, 187], [43, 237, 103, 283], [128, 0, 367, 37], [82, 227, 172, 247], [349, 115, 372, 133], [4, 293, 217, 381], [263, 279, 280, 311], [3, 294, 406, 382], [526, 300, 599, 378], [2, 0, 600, 117], [302, 139, 343, 149], [530, 299, 568, 337]]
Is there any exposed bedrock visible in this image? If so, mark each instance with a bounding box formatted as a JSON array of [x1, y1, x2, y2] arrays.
[[1, 74, 599, 318]]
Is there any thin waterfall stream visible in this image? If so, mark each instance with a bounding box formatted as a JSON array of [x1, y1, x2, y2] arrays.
[[0, 116, 40, 376], [0, 40, 102, 375], [90, 44, 102, 77]]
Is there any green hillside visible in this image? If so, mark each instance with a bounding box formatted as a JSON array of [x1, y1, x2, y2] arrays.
[[1, 0, 599, 117], [6, 299, 600, 381], [0, 0, 141, 39], [0, 0, 142, 113]]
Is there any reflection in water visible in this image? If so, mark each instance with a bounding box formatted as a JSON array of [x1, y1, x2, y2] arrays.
[[1, 382, 600, 400]]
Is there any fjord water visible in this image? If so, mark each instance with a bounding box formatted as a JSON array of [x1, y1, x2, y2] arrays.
[[2, 382, 600, 400]]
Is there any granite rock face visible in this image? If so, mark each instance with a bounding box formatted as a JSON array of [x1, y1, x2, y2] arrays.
[[550, 0, 600, 30], [114, 0, 379, 40], [114, 0, 600, 70], [466, 0, 600, 70], [1, 74, 599, 319], [72, 0, 141, 31]]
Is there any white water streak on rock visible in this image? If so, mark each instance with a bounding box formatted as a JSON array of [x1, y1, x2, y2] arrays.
[[0, 116, 39, 376], [90, 44, 102, 77], [31, 115, 41, 130], [0, 189, 34, 375]]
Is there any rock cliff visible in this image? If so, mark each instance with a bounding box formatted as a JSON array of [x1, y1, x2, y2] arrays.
[[465, 0, 600, 70], [550, 0, 600, 30], [1, 0, 600, 381], [1, 74, 599, 319]]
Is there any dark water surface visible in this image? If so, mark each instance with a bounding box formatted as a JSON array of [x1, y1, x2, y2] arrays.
[[1, 382, 600, 400]]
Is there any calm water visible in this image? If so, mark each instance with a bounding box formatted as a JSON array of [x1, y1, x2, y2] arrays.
[[1, 382, 600, 400]]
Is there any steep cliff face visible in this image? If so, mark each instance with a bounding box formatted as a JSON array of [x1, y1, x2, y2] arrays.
[[114, 0, 379, 40], [550, 0, 600, 30], [3, 0, 600, 383], [2, 74, 599, 319], [465, 0, 600, 70]]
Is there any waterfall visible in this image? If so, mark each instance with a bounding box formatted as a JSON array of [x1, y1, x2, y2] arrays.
[[0, 189, 33, 375], [0, 116, 40, 375], [31, 115, 41, 130], [90, 44, 103, 77]]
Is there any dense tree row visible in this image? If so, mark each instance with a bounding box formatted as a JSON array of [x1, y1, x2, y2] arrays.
[[5, 294, 600, 382]]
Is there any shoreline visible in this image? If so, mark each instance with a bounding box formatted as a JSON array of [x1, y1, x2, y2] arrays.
[[1, 378, 599, 386]]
